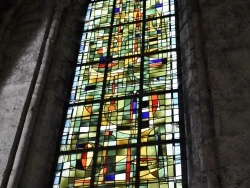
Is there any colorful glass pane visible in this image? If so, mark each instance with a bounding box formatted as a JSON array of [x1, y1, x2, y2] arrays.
[[54, 0, 183, 187]]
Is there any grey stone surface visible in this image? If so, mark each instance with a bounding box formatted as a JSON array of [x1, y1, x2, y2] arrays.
[[179, 0, 250, 187], [199, 1, 250, 187], [19, 1, 88, 187], [0, 0, 88, 187], [179, 0, 220, 187], [0, 0, 53, 186]]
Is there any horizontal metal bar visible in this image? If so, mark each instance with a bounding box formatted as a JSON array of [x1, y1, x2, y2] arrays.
[[76, 48, 178, 67], [83, 13, 176, 33], [58, 139, 181, 155], [68, 89, 179, 106]]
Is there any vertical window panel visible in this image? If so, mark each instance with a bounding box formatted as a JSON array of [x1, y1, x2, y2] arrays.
[[53, 0, 185, 187]]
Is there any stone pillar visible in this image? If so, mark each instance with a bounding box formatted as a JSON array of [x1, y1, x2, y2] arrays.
[[0, 0, 88, 187], [178, 0, 250, 187], [0, 0, 57, 187]]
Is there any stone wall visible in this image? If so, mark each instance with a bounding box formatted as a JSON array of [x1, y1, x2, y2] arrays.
[[200, 1, 250, 187], [179, 0, 250, 187], [19, 1, 88, 187], [0, 0, 55, 187], [0, 0, 87, 187]]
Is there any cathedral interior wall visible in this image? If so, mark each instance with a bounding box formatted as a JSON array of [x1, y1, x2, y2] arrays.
[[0, 0, 250, 187]]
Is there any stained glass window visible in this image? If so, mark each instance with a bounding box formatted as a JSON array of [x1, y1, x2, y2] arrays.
[[53, 0, 185, 187]]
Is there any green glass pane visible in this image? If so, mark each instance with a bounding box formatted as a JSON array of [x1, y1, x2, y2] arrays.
[[60, 103, 100, 152], [111, 24, 142, 58], [78, 29, 111, 64], [143, 52, 177, 92], [114, 0, 143, 25], [146, 0, 175, 18], [71, 64, 105, 103], [144, 17, 176, 52], [84, 0, 114, 30], [104, 56, 141, 99]]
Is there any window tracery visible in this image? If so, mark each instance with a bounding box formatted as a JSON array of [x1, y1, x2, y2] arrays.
[[53, 0, 184, 187]]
